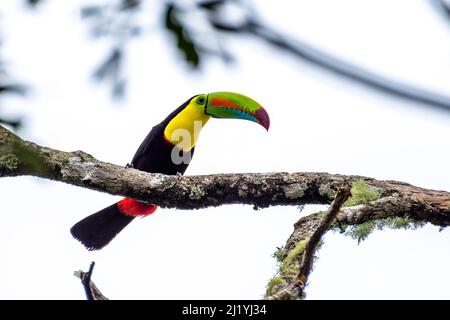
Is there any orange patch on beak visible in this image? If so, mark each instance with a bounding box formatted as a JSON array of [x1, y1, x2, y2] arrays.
[[210, 97, 249, 113]]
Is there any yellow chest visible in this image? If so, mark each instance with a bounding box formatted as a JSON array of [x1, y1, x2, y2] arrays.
[[163, 105, 211, 152]]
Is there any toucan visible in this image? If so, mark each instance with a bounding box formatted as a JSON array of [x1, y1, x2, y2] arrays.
[[70, 92, 270, 250]]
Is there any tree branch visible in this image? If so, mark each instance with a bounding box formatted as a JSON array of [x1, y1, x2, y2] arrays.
[[298, 187, 351, 286], [267, 187, 351, 300], [74, 261, 108, 300], [265, 188, 450, 299], [2, 125, 448, 299], [210, 17, 450, 112], [1, 125, 449, 227]]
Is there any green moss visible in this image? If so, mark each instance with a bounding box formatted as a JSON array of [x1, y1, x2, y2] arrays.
[[238, 188, 248, 198], [0, 154, 20, 170], [13, 143, 49, 177], [57, 153, 70, 165], [265, 276, 286, 297], [318, 185, 336, 200], [344, 180, 380, 207], [335, 221, 349, 233], [284, 182, 308, 199], [384, 216, 424, 230], [81, 153, 94, 162], [39, 149, 50, 157], [189, 186, 205, 200], [340, 181, 424, 243], [272, 247, 284, 263], [252, 178, 262, 185], [344, 216, 425, 243], [280, 239, 308, 278], [265, 239, 308, 297], [374, 216, 425, 231], [389, 217, 410, 229], [344, 221, 376, 243]]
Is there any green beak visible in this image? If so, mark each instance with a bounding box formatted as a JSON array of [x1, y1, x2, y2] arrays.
[[205, 92, 270, 131]]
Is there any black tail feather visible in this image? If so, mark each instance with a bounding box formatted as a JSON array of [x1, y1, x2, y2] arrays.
[[70, 203, 134, 250]]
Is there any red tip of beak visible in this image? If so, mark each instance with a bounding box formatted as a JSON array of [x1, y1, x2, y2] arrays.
[[255, 107, 270, 131]]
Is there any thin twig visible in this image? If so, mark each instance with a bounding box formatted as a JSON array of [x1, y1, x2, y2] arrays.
[[297, 186, 352, 288], [74, 261, 108, 300], [211, 17, 450, 112], [267, 186, 351, 300]]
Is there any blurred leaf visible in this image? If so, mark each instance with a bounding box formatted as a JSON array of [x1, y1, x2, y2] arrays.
[[80, 6, 104, 19], [129, 26, 142, 37], [164, 3, 200, 68], [198, 0, 227, 11], [0, 84, 27, 96], [120, 0, 141, 11], [112, 79, 126, 99], [93, 48, 127, 98], [0, 117, 21, 130], [26, 0, 44, 8], [441, 0, 450, 9], [198, 45, 234, 64], [216, 50, 234, 64], [439, 0, 450, 16], [93, 48, 122, 81]]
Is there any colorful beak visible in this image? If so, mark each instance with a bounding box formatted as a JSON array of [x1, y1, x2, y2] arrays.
[[205, 92, 270, 131]]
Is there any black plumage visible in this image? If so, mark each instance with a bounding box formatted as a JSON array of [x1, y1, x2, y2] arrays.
[[71, 96, 197, 250]]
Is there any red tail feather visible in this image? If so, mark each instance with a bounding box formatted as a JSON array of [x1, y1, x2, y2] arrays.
[[117, 198, 157, 217]]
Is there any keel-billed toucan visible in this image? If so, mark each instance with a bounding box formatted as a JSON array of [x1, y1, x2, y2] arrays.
[[70, 92, 270, 250]]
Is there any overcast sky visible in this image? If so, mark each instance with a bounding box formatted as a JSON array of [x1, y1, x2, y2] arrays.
[[0, 0, 449, 299]]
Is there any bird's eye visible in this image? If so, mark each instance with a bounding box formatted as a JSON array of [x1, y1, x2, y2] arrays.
[[197, 96, 205, 104]]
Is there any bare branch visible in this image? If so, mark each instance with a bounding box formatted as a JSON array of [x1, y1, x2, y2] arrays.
[[210, 17, 450, 112], [74, 262, 108, 300], [298, 187, 351, 287]]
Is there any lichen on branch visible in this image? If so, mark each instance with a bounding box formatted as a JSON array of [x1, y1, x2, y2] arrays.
[[1, 124, 449, 300], [0, 124, 449, 226]]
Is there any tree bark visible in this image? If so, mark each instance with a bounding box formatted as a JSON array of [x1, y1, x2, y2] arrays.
[[267, 187, 352, 299], [74, 262, 108, 300], [1, 124, 448, 224], [1, 124, 450, 299]]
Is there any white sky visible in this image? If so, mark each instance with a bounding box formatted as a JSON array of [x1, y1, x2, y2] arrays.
[[0, 0, 449, 299]]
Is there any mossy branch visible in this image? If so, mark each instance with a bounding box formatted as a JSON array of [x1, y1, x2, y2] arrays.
[[2, 125, 449, 300], [1, 124, 449, 223], [266, 180, 449, 299], [267, 187, 351, 299], [298, 187, 351, 286]]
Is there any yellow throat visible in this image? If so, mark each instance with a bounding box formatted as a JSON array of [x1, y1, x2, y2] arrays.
[[163, 102, 211, 152]]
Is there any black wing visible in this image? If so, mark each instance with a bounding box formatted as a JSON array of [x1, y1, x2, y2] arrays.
[[130, 123, 163, 167], [130, 95, 198, 174]]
